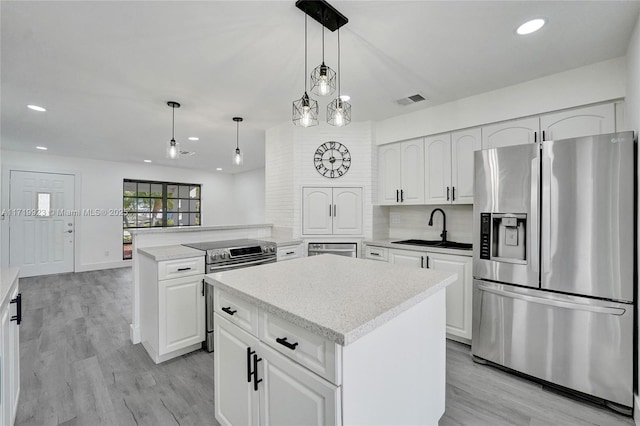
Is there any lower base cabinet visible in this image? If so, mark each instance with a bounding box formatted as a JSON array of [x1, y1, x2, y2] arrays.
[[0, 271, 20, 426], [214, 314, 339, 426]]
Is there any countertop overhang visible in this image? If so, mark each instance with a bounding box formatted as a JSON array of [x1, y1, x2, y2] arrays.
[[205, 254, 456, 345]]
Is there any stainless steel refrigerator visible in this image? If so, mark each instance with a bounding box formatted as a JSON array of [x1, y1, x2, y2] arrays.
[[472, 131, 635, 411]]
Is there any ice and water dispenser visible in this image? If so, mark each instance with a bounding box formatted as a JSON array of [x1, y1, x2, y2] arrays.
[[479, 213, 527, 263]]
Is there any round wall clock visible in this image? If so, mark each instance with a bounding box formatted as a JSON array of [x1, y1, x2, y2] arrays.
[[313, 141, 351, 178]]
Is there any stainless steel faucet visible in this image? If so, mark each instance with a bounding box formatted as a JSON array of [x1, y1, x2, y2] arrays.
[[428, 208, 447, 242]]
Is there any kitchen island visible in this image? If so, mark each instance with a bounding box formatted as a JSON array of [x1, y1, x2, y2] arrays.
[[205, 254, 457, 426]]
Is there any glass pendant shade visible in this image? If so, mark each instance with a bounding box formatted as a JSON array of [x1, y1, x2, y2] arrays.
[[311, 62, 336, 96], [292, 92, 319, 127], [233, 147, 244, 166], [327, 98, 351, 127], [166, 138, 180, 159]]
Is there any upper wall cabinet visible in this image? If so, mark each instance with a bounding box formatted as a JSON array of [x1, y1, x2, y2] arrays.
[[377, 139, 425, 205], [482, 103, 617, 149], [302, 187, 362, 235], [425, 128, 481, 205]]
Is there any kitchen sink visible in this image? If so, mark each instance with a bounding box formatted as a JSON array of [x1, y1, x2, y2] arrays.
[[392, 239, 472, 250]]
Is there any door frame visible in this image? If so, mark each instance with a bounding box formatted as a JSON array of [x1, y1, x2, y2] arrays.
[[1, 166, 81, 272]]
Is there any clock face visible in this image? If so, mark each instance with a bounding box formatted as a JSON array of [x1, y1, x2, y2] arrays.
[[314, 141, 351, 178]]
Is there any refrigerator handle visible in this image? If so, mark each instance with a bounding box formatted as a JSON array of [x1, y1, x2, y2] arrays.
[[476, 283, 627, 315], [530, 157, 539, 276], [541, 153, 552, 278]]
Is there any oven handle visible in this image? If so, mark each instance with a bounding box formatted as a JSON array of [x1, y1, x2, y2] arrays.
[[208, 258, 276, 272]]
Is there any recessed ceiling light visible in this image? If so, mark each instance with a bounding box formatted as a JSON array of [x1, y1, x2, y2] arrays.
[[143, 160, 152, 163], [188, 137, 199, 141], [36, 146, 48, 150], [216, 168, 223, 171], [517, 18, 546, 35], [27, 105, 47, 112], [340, 95, 351, 102]]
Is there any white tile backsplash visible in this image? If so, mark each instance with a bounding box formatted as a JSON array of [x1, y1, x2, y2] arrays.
[[386, 204, 473, 243]]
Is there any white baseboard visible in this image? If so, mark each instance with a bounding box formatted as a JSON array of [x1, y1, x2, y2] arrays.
[[634, 394, 639, 425], [75, 260, 131, 272], [130, 324, 140, 344]]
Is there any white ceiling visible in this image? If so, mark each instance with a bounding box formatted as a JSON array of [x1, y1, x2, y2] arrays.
[[2, 1, 639, 173]]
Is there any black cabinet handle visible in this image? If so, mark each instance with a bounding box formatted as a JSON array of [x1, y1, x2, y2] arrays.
[[329, 204, 332, 217], [400, 189, 404, 202], [534, 131, 537, 143], [276, 337, 299, 350], [285, 251, 295, 255], [10, 293, 21, 325], [446, 187, 450, 201], [221, 307, 237, 316], [177, 267, 192, 271], [426, 256, 430, 269], [201, 279, 205, 296], [252, 353, 263, 391], [396, 189, 399, 203], [542, 130, 546, 141], [452, 187, 456, 201], [370, 252, 380, 256], [421, 256, 424, 268], [247, 347, 255, 383]]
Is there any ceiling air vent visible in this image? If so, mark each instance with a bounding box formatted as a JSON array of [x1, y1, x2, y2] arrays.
[[396, 94, 427, 106]]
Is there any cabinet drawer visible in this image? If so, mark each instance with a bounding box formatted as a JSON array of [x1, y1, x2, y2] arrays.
[[214, 288, 259, 335], [259, 310, 341, 385], [364, 245, 388, 262], [277, 244, 302, 261], [158, 257, 205, 280]]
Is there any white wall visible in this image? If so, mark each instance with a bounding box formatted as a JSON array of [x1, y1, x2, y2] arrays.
[[232, 167, 265, 225], [0, 150, 266, 272], [375, 57, 626, 145], [265, 124, 294, 229], [625, 12, 640, 423]]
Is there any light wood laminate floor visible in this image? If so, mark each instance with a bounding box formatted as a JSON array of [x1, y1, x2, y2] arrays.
[[15, 268, 634, 426]]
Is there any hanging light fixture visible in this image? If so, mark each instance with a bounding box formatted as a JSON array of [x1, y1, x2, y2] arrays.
[[327, 28, 351, 127], [166, 101, 181, 160], [232, 117, 244, 166], [310, 22, 336, 97], [292, 12, 319, 127]]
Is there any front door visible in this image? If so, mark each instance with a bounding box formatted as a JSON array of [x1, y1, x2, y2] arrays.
[[9, 170, 75, 277]]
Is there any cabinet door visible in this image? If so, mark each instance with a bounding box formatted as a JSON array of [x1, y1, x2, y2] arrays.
[[332, 188, 362, 235], [451, 128, 481, 204], [9, 288, 19, 422], [424, 134, 452, 204], [482, 116, 540, 149], [258, 342, 340, 426], [427, 252, 472, 341], [158, 275, 205, 355], [540, 103, 615, 141], [302, 188, 333, 235], [214, 314, 260, 426], [388, 249, 425, 268], [400, 139, 425, 204], [1, 307, 9, 426], [377, 143, 402, 205]]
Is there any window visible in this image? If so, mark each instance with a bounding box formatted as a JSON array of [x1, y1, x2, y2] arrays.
[[123, 180, 201, 260]]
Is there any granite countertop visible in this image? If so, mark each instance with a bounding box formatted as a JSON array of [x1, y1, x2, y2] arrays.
[[261, 237, 303, 247], [138, 245, 205, 261], [205, 255, 456, 346], [364, 239, 473, 257], [0, 268, 20, 310], [129, 223, 273, 235]]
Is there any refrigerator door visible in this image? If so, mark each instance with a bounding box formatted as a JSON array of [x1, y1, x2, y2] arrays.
[[473, 144, 540, 287], [541, 132, 634, 302], [472, 279, 633, 407]]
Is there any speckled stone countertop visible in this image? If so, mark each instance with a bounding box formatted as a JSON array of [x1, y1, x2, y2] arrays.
[[261, 237, 303, 247], [364, 239, 472, 257], [138, 245, 205, 261], [0, 268, 19, 311], [205, 255, 456, 346]]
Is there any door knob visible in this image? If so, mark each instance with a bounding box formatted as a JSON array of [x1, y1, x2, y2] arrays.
[[66, 230, 73, 234]]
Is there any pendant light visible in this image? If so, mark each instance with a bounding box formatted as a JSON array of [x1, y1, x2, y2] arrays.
[[310, 23, 336, 97], [166, 101, 181, 159], [232, 117, 244, 166], [327, 28, 351, 127], [292, 12, 319, 127]]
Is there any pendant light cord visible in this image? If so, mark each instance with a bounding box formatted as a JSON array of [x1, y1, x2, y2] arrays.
[[322, 23, 325, 62], [171, 105, 175, 140], [304, 13, 308, 92], [337, 28, 341, 97], [236, 120, 240, 150]]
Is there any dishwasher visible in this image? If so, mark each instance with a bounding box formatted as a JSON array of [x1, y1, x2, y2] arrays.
[[308, 242, 358, 257]]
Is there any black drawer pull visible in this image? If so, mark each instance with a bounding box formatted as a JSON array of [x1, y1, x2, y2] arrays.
[[285, 251, 295, 255], [276, 337, 299, 350], [10, 293, 21, 325], [177, 267, 192, 271], [253, 354, 263, 391], [247, 347, 255, 383], [221, 307, 237, 316], [370, 252, 380, 256]]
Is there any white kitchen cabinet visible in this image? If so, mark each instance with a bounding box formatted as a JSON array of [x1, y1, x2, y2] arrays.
[[8, 287, 19, 424], [140, 255, 206, 363], [215, 313, 339, 426], [277, 243, 303, 261], [377, 139, 424, 205], [424, 129, 480, 205], [364, 245, 388, 262], [1, 306, 10, 426], [374, 245, 472, 342], [482, 116, 540, 149], [0, 270, 21, 426], [540, 103, 615, 141], [302, 187, 362, 235]]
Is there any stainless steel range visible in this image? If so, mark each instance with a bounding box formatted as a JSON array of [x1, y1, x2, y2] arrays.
[[182, 239, 277, 351]]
